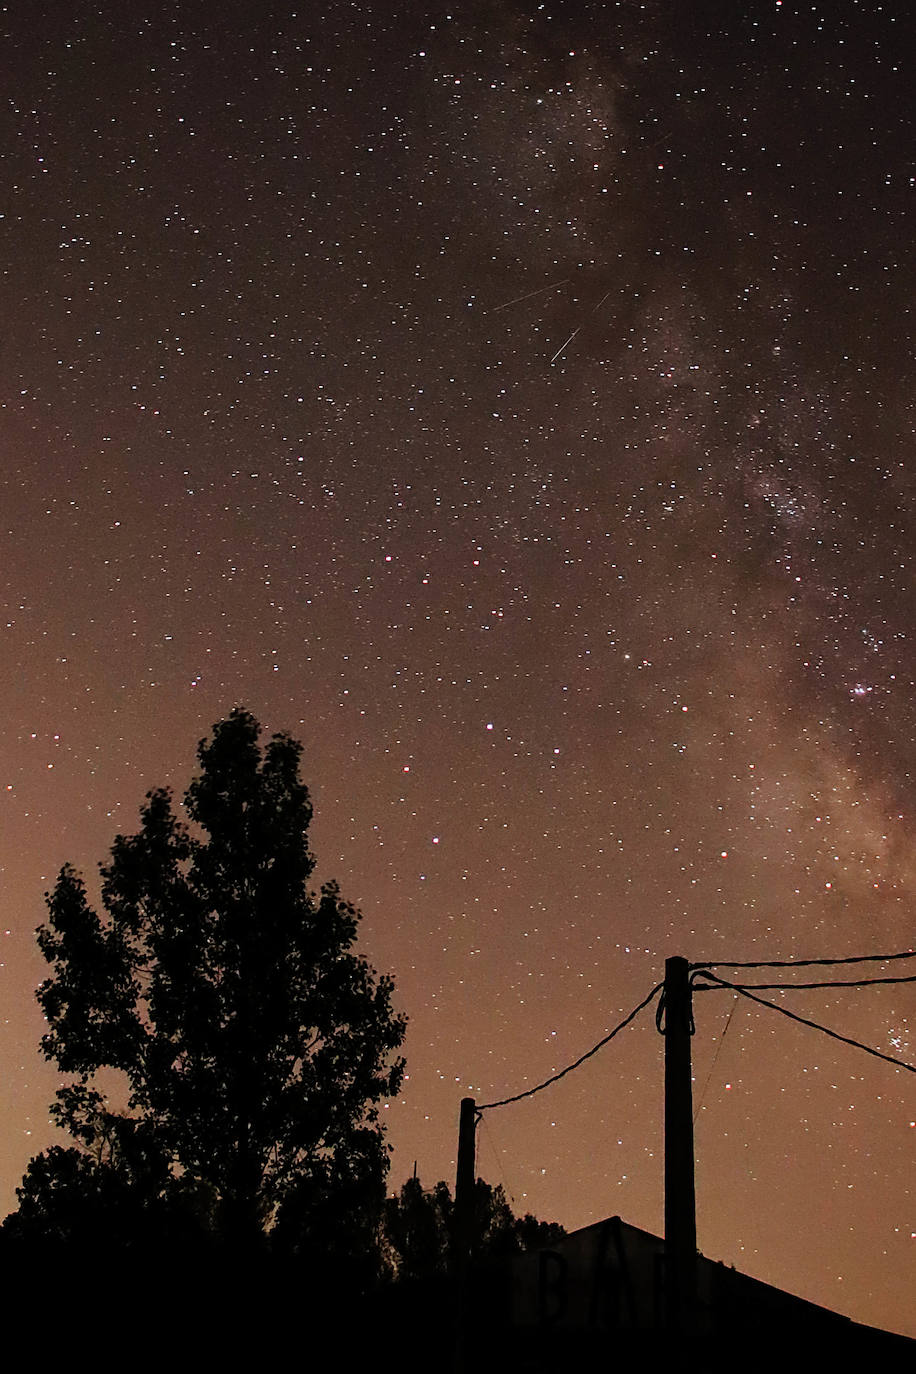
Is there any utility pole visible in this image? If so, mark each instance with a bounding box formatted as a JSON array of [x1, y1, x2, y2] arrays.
[[454, 1096, 477, 1273], [452, 1096, 477, 1373], [663, 955, 697, 1336]]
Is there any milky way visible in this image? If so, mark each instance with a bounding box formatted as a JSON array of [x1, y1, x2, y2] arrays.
[[1, 2, 913, 1334]]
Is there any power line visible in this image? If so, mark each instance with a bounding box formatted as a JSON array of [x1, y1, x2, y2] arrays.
[[471, 955, 912, 1115], [691, 950, 915, 971], [477, 1112, 520, 1211], [695, 971, 915, 1074], [693, 973, 916, 992], [477, 981, 663, 1112], [693, 993, 739, 1124]]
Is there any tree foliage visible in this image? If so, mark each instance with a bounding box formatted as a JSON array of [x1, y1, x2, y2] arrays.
[[24, 709, 406, 1246], [384, 1176, 566, 1280]]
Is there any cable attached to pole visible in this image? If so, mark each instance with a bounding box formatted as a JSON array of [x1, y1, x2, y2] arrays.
[[694, 994, 739, 1124], [692, 970, 915, 1074], [693, 973, 916, 992], [691, 950, 915, 972], [478, 981, 663, 1111]]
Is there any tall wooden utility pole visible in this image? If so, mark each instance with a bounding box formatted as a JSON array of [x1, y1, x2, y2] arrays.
[[663, 955, 697, 1335]]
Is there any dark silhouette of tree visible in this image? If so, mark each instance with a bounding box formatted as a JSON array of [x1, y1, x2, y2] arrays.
[[384, 1175, 565, 1280], [3, 1143, 215, 1255], [13, 708, 406, 1254], [5, 1145, 148, 1250], [384, 1177, 453, 1280]]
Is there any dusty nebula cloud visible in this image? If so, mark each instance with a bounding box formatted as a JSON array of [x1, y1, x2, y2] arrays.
[[1, 1, 912, 1333]]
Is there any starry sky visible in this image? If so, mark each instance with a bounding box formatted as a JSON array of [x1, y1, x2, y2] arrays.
[[1, 0, 913, 1337]]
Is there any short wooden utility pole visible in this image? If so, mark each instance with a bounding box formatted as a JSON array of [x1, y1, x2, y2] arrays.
[[452, 1096, 477, 1372], [663, 955, 697, 1335], [454, 1095, 477, 1273]]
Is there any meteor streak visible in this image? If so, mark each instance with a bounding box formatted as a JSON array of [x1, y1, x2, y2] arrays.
[[487, 278, 569, 313], [550, 289, 612, 364]]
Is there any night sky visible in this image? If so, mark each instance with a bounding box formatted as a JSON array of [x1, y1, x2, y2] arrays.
[[2, 0, 913, 1336]]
